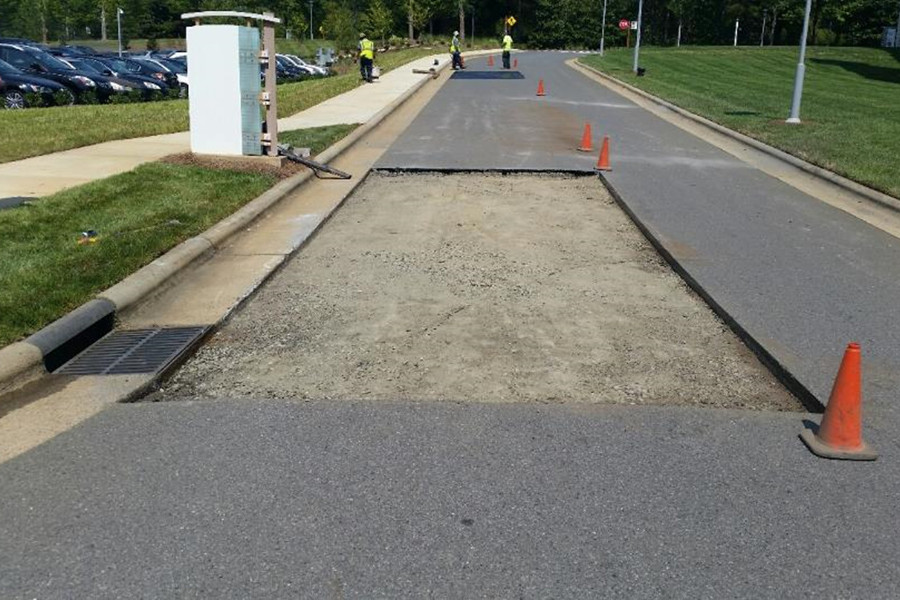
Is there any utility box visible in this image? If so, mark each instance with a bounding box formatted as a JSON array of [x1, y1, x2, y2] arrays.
[[186, 25, 261, 156]]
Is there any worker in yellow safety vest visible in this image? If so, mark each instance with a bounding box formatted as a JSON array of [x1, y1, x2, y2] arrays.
[[501, 32, 513, 69], [358, 33, 375, 83], [450, 30, 464, 70]]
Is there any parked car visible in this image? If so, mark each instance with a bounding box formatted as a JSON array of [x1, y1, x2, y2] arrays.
[[127, 57, 180, 89], [62, 57, 173, 100], [283, 54, 329, 76], [137, 56, 188, 95], [71, 56, 168, 96], [0, 58, 72, 108], [0, 43, 110, 102], [89, 55, 175, 96]]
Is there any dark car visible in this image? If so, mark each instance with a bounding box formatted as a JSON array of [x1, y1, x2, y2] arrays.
[[0, 43, 110, 102], [92, 55, 176, 93], [128, 57, 180, 89], [64, 56, 166, 99], [0, 58, 72, 108]]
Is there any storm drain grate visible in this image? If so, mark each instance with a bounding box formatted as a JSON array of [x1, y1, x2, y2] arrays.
[[53, 326, 207, 376]]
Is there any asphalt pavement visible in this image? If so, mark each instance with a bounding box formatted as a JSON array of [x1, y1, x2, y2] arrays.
[[1, 400, 898, 599], [379, 52, 900, 433], [2, 51, 900, 598]]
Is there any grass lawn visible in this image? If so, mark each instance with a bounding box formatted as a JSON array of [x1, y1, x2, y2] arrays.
[[280, 123, 358, 155], [581, 46, 900, 197], [0, 46, 436, 164], [0, 124, 355, 346]]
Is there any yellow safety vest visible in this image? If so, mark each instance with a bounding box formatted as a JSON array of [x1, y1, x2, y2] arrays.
[[503, 35, 513, 51], [360, 39, 375, 59], [450, 37, 460, 52]]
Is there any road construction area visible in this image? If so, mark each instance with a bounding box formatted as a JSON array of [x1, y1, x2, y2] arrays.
[[154, 173, 796, 410], [2, 51, 900, 599]]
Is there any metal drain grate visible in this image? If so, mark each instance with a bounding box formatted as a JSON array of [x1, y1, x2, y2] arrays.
[[54, 327, 207, 376]]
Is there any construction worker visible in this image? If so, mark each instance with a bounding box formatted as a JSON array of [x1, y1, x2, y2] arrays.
[[450, 30, 463, 70], [358, 33, 375, 83], [502, 31, 513, 69]]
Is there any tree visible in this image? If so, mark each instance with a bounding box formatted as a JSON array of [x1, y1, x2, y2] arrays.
[[364, 0, 394, 46]]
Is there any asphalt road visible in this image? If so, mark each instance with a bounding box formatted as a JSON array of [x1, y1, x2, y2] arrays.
[[2, 401, 898, 599], [379, 52, 900, 433], [2, 51, 900, 598]]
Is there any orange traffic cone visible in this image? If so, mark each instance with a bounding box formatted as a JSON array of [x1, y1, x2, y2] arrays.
[[800, 343, 877, 460], [536, 79, 546, 96], [595, 136, 611, 171], [577, 123, 594, 152], [487, 55, 494, 67], [514, 58, 518, 68]]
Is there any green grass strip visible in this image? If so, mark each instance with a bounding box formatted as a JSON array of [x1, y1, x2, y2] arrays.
[[581, 46, 900, 198], [0, 163, 275, 346], [0, 47, 436, 164]]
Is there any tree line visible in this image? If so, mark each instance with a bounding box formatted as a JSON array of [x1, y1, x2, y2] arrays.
[[1, 0, 897, 51]]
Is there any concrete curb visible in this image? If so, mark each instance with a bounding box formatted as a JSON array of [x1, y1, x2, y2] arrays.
[[0, 56, 451, 398], [573, 60, 900, 214]]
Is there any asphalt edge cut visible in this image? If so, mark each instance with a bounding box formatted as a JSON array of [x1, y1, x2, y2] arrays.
[[596, 173, 824, 414], [0, 56, 452, 400], [572, 60, 900, 215]]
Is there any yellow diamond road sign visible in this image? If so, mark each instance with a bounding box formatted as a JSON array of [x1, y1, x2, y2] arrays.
[[507, 16, 517, 27]]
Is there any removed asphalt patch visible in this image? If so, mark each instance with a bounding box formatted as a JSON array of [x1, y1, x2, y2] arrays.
[[150, 173, 800, 411]]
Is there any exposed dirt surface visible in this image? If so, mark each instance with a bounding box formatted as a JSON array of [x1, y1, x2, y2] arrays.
[[150, 173, 800, 410], [160, 153, 306, 179]]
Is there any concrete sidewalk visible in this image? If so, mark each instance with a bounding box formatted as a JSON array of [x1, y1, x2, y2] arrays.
[[0, 53, 452, 199]]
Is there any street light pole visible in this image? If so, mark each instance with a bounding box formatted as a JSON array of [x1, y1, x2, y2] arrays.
[[309, 0, 314, 40], [632, 0, 644, 73], [116, 7, 123, 57], [760, 10, 767, 46], [600, 0, 608, 56], [786, 0, 813, 123]]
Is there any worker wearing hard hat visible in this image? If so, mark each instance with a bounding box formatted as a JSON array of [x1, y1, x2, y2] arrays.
[[358, 33, 375, 83], [450, 30, 463, 70], [501, 32, 513, 69]]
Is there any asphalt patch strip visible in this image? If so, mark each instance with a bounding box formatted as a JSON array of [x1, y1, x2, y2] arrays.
[[150, 173, 801, 411]]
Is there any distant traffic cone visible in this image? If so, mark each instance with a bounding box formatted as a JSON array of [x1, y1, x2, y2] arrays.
[[536, 79, 546, 96], [514, 58, 518, 68], [594, 136, 611, 171], [800, 343, 877, 460], [487, 55, 494, 67], [577, 123, 594, 152]]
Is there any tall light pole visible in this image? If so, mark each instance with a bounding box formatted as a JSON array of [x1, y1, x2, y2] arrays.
[[600, 0, 609, 56], [309, 0, 314, 40], [632, 0, 644, 73], [760, 10, 767, 46], [786, 0, 813, 123], [116, 7, 123, 57]]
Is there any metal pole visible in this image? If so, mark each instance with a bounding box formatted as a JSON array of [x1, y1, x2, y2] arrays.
[[600, 0, 608, 56], [786, 0, 813, 123], [632, 0, 644, 73], [733, 19, 739, 46], [117, 7, 123, 57], [309, 0, 314, 40], [760, 11, 767, 46], [677, 20, 682, 47]]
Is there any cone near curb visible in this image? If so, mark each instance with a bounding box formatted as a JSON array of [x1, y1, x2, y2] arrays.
[[595, 136, 611, 171], [536, 79, 546, 96], [800, 342, 877, 461], [487, 55, 494, 67], [577, 123, 594, 152]]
